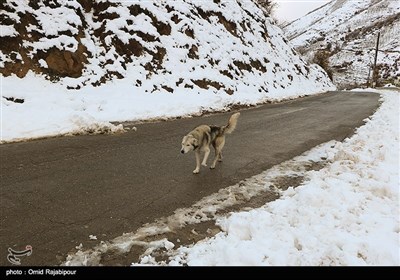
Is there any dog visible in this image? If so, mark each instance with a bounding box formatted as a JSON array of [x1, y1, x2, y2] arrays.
[[181, 112, 240, 174]]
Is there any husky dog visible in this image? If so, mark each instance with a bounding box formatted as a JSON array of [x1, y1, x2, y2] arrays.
[[181, 112, 240, 174]]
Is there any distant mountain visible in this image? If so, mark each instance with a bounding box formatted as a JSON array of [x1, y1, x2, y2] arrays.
[[284, 0, 400, 88], [0, 0, 333, 94]]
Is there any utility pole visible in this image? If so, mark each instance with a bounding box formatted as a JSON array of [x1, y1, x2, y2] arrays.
[[372, 32, 380, 88], [366, 63, 371, 88]]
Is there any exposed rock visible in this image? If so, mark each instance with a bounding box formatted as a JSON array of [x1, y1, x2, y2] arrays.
[[45, 47, 87, 78]]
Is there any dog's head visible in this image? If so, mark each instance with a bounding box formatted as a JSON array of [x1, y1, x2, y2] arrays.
[[181, 135, 198, 154]]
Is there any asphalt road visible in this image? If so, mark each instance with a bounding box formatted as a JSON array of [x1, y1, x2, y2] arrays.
[[0, 91, 380, 265]]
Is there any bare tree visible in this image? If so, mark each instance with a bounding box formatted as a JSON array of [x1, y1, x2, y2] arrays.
[[312, 50, 333, 80], [256, 0, 278, 16]]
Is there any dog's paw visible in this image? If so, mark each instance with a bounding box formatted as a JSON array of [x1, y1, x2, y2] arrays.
[[193, 169, 200, 174], [201, 163, 207, 167], [210, 165, 215, 169]]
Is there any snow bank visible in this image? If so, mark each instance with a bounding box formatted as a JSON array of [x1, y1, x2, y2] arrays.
[[165, 89, 399, 266], [1, 73, 125, 142]]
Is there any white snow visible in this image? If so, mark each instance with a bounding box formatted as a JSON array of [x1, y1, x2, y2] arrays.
[[0, 52, 12, 68], [38, 59, 48, 68], [1, 73, 126, 142], [33, 6, 81, 36], [1, 25, 18, 37], [25, 35, 80, 53], [164, 89, 399, 266], [89, 235, 97, 240]]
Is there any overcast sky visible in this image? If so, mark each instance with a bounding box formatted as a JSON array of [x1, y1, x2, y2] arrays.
[[274, 0, 330, 23]]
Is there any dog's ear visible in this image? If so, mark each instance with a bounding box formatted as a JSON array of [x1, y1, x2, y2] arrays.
[[182, 136, 187, 145]]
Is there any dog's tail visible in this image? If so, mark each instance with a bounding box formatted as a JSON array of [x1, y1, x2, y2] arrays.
[[222, 112, 240, 134]]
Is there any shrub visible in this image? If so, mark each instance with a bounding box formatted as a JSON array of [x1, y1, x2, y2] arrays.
[[312, 50, 333, 80]]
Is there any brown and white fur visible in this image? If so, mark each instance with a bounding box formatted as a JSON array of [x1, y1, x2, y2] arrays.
[[181, 112, 240, 174]]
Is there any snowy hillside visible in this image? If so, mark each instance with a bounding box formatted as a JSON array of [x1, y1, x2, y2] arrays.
[[0, 0, 334, 142], [284, 0, 400, 88]]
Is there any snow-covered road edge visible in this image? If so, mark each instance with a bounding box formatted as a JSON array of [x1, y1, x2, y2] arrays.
[[160, 88, 399, 266]]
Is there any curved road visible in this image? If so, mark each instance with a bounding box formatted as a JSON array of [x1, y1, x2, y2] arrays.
[[0, 91, 379, 265]]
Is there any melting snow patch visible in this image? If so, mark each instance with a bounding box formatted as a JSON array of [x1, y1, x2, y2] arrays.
[[89, 235, 97, 241]]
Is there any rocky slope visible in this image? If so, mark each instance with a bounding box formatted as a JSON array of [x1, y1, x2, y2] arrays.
[[284, 0, 400, 88], [1, 0, 333, 93]]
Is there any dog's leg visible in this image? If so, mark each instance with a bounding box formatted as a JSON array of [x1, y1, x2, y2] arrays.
[[218, 151, 223, 162], [210, 150, 220, 169], [211, 137, 225, 169], [193, 150, 201, 174], [201, 146, 210, 167]]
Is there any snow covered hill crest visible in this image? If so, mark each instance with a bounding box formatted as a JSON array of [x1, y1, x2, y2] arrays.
[[0, 0, 333, 94], [284, 0, 400, 89]]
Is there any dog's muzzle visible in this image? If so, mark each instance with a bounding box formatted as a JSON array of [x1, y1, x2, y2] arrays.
[[180, 149, 185, 154]]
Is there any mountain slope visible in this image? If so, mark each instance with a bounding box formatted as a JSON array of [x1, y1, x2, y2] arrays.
[[284, 0, 400, 88], [0, 0, 334, 142]]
